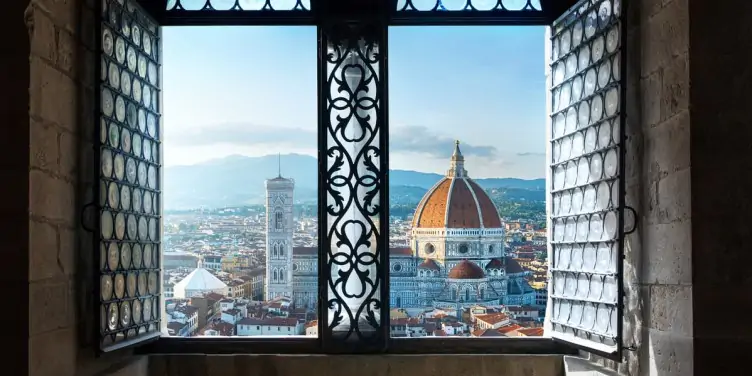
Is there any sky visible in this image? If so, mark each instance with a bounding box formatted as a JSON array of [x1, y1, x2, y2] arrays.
[[162, 26, 547, 179]]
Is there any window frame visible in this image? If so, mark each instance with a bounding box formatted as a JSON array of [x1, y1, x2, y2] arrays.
[[89, 0, 627, 360]]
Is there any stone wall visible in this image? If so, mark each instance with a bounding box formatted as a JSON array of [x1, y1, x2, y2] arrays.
[[584, 0, 694, 375], [24, 0, 147, 375]]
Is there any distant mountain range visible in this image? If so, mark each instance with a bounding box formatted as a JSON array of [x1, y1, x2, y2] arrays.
[[164, 154, 545, 210]]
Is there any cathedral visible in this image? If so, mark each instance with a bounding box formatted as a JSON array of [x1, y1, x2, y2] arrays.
[[265, 142, 535, 312]]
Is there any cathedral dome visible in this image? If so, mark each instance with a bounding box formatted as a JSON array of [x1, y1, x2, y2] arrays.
[[485, 258, 504, 270], [412, 141, 502, 229], [418, 259, 441, 271], [448, 260, 485, 279]]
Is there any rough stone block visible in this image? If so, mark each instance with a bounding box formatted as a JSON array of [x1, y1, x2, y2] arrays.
[[29, 328, 77, 376], [30, 120, 59, 172], [641, 0, 689, 76], [28, 5, 57, 62], [29, 169, 76, 224], [642, 221, 692, 285], [29, 219, 60, 281], [30, 56, 79, 132], [29, 277, 72, 336], [33, 0, 80, 33], [660, 52, 689, 121], [108, 356, 149, 376], [59, 130, 79, 179], [656, 168, 691, 224], [646, 285, 693, 336], [645, 109, 690, 183], [57, 28, 77, 75], [640, 328, 693, 376], [640, 71, 661, 128]]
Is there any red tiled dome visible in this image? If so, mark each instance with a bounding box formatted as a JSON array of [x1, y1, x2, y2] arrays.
[[418, 259, 441, 271], [412, 142, 502, 229], [485, 258, 504, 270], [448, 260, 485, 279]]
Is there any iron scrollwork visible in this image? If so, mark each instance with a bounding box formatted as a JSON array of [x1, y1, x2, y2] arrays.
[[165, 0, 311, 11], [321, 22, 387, 347], [396, 0, 542, 11]]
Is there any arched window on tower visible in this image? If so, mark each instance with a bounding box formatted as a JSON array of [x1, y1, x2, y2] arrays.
[[275, 211, 283, 229], [273, 269, 278, 282], [280, 244, 285, 257], [272, 244, 278, 258], [452, 288, 457, 301], [280, 268, 285, 282]]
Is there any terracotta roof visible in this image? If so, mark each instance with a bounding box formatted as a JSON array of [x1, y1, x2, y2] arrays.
[[433, 329, 447, 336], [448, 260, 485, 279], [202, 321, 235, 336], [473, 328, 505, 337], [485, 258, 504, 270], [418, 259, 441, 270], [475, 313, 510, 326], [497, 324, 523, 334], [293, 247, 317, 256], [516, 327, 545, 336], [390, 247, 413, 257], [411, 147, 502, 229], [203, 292, 225, 302]]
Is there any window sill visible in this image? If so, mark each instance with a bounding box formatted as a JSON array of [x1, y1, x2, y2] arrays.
[[137, 336, 578, 355]]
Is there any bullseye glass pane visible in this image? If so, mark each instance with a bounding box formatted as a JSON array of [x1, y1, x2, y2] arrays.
[[99, 0, 161, 351], [548, 0, 623, 356]]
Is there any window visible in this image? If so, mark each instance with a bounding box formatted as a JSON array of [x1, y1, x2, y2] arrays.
[[97, 0, 626, 360], [275, 211, 283, 229]]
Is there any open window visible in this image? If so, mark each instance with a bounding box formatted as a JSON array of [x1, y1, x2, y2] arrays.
[[94, 0, 627, 360]]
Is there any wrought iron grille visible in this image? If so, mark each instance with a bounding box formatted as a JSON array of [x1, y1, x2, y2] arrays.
[[319, 22, 389, 349], [98, 0, 162, 352], [547, 0, 624, 357]]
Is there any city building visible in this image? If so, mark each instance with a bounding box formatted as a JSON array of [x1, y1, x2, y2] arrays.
[[172, 262, 229, 298], [273, 142, 535, 313], [264, 170, 295, 301]]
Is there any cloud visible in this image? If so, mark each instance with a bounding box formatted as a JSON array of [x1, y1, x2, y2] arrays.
[[166, 123, 316, 147], [168, 123, 499, 159], [389, 125, 497, 158], [516, 152, 545, 157]]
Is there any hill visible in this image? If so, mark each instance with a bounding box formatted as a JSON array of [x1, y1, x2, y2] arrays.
[[164, 154, 544, 209]]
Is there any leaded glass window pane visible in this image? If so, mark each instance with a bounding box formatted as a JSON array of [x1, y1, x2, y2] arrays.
[[547, 0, 622, 356], [99, 0, 162, 351]]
